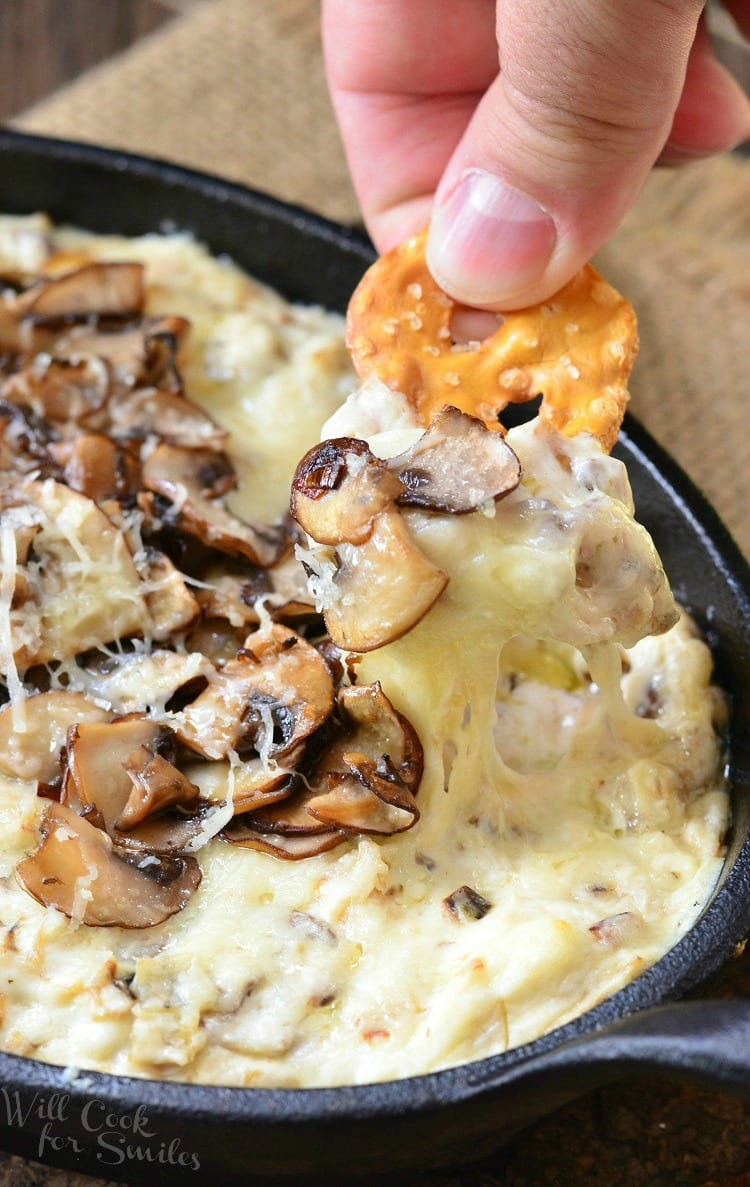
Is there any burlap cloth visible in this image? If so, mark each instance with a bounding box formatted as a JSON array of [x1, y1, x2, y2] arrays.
[[3, 2, 750, 1185]]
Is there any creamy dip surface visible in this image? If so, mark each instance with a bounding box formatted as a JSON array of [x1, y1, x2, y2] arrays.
[[0, 216, 729, 1087]]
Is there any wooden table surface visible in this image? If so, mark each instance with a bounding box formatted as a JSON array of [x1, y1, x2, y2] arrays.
[[0, 5, 749, 1187]]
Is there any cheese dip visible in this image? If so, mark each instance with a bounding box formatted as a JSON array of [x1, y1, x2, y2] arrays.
[[0, 215, 728, 1087]]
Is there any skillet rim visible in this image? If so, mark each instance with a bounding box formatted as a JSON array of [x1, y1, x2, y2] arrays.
[[0, 128, 748, 1129]]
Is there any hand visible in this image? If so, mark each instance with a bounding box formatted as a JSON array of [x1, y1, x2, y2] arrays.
[[323, 0, 750, 308]]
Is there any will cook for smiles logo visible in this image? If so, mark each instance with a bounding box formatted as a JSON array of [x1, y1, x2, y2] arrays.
[[1, 1086, 201, 1170]]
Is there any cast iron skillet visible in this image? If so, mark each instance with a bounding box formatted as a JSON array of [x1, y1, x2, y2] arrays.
[[0, 130, 749, 1185]]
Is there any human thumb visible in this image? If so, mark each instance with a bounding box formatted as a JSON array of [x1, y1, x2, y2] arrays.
[[426, 0, 750, 309]]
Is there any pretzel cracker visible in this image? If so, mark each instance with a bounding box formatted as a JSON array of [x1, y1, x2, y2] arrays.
[[346, 229, 638, 452]]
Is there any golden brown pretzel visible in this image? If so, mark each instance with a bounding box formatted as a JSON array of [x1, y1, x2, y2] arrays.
[[346, 229, 638, 452]]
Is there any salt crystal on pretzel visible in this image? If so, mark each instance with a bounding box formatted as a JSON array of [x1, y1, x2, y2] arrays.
[[346, 229, 638, 453]]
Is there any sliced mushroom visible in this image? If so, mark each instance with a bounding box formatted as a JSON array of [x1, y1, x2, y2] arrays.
[[145, 442, 237, 497], [222, 819, 347, 860], [15, 802, 201, 928], [306, 763, 418, 835], [194, 553, 318, 630], [18, 262, 145, 319], [64, 717, 208, 855], [0, 691, 111, 783], [389, 406, 521, 512], [239, 784, 337, 836], [194, 562, 272, 628], [175, 623, 334, 761], [443, 885, 493, 922], [142, 443, 282, 566], [106, 387, 227, 451], [183, 757, 298, 817], [322, 507, 448, 652], [291, 438, 404, 545], [47, 434, 141, 502], [57, 315, 189, 388], [66, 719, 184, 829], [237, 682, 422, 840], [291, 437, 449, 653], [292, 414, 522, 653], [335, 682, 423, 791], [1, 264, 144, 355], [1, 355, 111, 431], [139, 319, 189, 391], [299, 684, 422, 835], [119, 746, 201, 830], [112, 804, 215, 856]]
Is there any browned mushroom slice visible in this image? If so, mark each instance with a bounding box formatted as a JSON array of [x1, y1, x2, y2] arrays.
[[243, 684, 423, 842], [239, 625, 336, 757], [336, 682, 423, 791], [240, 785, 335, 836], [106, 388, 228, 452], [389, 406, 522, 513], [142, 443, 282, 566], [314, 636, 349, 685], [112, 806, 214, 856], [299, 685, 422, 835], [172, 671, 248, 760], [321, 507, 448, 653], [15, 802, 201, 928], [47, 435, 141, 502], [145, 442, 237, 498], [307, 758, 419, 836], [85, 312, 187, 388], [19, 262, 144, 319], [65, 718, 209, 854], [0, 264, 143, 355], [194, 554, 318, 631], [7, 480, 149, 671], [118, 746, 201, 830], [0, 691, 111, 783], [1, 356, 111, 430], [176, 624, 334, 761], [232, 768, 299, 816], [140, 548, 200, 641], [222, 818, 347, 860], [194, 562, 268, 627], [291, 437, 405, 546], [182, 757, 298, 817], [66, 718, 185, 832], [140, 318, 189, 392]]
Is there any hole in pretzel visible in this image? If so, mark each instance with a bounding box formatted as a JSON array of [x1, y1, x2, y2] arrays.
[[450, 309, 504, 349]]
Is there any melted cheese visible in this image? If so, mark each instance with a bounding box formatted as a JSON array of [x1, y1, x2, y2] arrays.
[[0, 222, 728, 1087]]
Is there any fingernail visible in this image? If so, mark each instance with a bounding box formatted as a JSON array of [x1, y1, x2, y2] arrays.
[[427, 170, 556, 307]]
